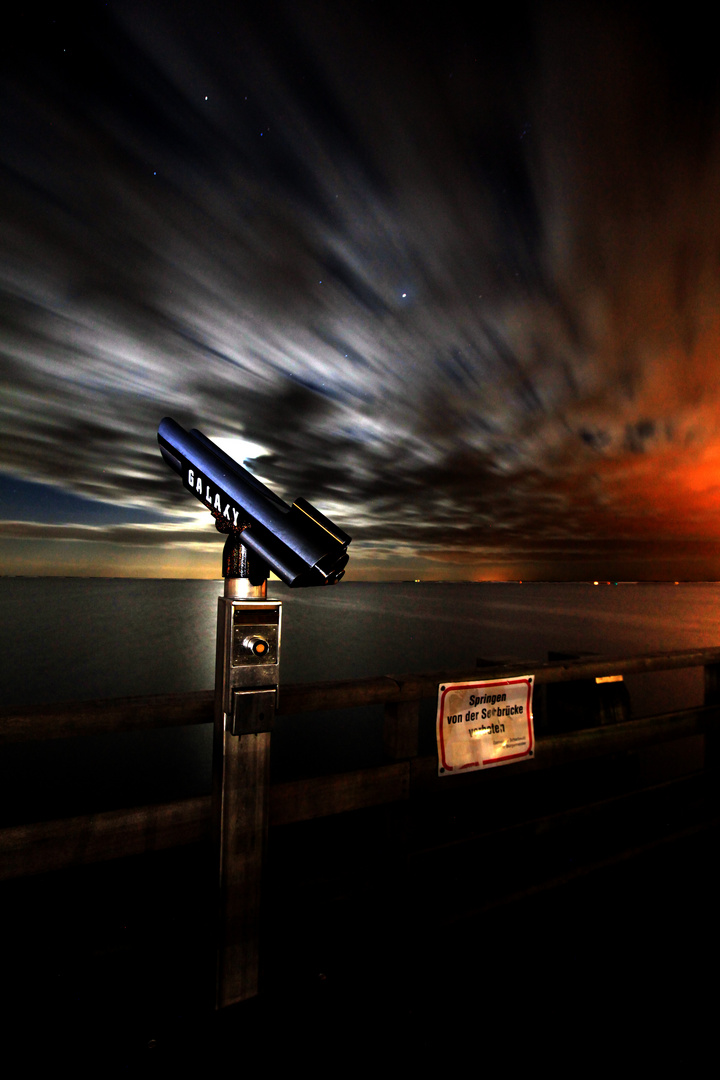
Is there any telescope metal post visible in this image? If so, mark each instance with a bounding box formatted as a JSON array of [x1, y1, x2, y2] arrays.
[[212, 529, 280, 1008], [156, 417, 350, 1005]]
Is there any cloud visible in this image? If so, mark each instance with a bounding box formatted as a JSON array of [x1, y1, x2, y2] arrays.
[[2, 2, 720, 577], [0, 521, 209, 546]]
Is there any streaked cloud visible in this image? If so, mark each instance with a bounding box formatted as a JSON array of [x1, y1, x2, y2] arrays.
[[2, 2, 720, 578]]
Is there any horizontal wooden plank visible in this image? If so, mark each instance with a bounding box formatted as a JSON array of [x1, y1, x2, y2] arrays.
[[3, 646, 720, 745], [0, 763, 408, 880], [278, 675, 402, 714], [0, 691, 214, 745], [534, 647, 720, 683], [281, 646, 720, 711], [0, 796, 211, 880], [269, 762, 409, 826], [389, 647, 720, 701]]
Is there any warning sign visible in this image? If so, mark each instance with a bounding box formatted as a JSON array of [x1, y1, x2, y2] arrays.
[[436, 676, 535, 775]]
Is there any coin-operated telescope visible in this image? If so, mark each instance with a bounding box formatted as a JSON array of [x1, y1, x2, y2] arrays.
[[157, 416, 350, 589], [157, 417, 352, 1008]]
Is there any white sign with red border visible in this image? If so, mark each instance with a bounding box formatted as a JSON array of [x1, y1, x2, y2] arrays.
[[436, 676, 535, 775]]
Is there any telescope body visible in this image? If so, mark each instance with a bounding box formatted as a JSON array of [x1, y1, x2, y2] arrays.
[[158, 417, 350, 587]]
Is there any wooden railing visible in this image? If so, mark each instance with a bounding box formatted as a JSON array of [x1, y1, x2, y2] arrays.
[[2, 646, 720, 881]]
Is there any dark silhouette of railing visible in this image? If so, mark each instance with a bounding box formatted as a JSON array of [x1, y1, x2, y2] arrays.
[[2, 646, 719, 881]]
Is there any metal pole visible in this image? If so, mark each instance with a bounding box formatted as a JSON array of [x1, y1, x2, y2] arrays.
[[212, 532, 281, 1008]]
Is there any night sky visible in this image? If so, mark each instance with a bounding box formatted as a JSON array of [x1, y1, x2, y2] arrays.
[[3, 1, 720, 580]]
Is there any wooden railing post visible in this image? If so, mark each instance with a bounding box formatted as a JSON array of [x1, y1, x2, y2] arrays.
[[703, 662, 720, 771], [381, 700, 417, 889], [383, 700, 420, 759]]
